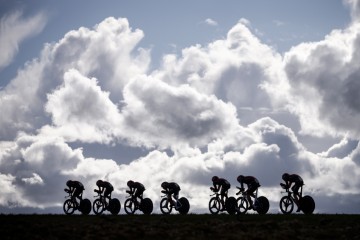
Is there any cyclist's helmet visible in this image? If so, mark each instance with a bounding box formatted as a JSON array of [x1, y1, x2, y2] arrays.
[[96, 179, 103, 186], [66, 180, 72, 187], [237, 175, 244, 182], [127, 180, 134, 187], [161, 181, 169, 189], [212, 176, 219, 182], [282, 173, 290, 181]]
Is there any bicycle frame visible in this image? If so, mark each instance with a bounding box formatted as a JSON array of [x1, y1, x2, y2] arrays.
[[161, 194, 182, 209], [65, 190, 83, 207], [94, 191, 112, 210], [282, 185, 303, 207], [209, 191, 228, 208]]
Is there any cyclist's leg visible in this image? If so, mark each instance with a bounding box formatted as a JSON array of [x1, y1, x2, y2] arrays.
[[220, 188, 227, 210], [247, 185, 257, 207], [292, 185, 301, 211], [134, 189, 142, 206], [173, 190, 180, 208]]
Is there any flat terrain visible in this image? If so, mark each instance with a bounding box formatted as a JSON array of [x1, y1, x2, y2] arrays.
[[0, 214, 360, 240]]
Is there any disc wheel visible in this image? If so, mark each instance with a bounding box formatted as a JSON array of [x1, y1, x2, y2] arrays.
[[140, 198, 153, 215], [300, 195, 315, 214], [225, 197, 236, 215], [177, 197, 190, 215], [255, 196, 269, 214], [80, 199, 91, 215], [109, 198, 121, 215]]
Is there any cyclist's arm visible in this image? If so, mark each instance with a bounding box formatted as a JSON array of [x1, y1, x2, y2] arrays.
[[240, 181, 244, 190]]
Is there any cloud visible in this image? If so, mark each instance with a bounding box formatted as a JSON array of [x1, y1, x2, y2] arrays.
[[1, 7, 360, 214], [345, 0, 360, 21], [121, 75, 239, 148], [154, 19, 282, 123], [0, 17, 149, 141], [0, 10, 46, 70], [43, 69, 122, 144], [279, 21, 360, 138], [204, 18, 218, 27]]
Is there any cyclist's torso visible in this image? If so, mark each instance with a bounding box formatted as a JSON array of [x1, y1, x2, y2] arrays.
[[134, 182, 145, 190], [289, 174, 303, 185]]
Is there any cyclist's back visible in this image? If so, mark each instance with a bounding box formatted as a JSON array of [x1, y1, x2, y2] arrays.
[[288, 174, 303, 185], [66, 180, 84, 201], [133, 182, 145, 191], [213, 177, 230, 190], [165, 182, 181, 193], [68, 180, 84, 190]]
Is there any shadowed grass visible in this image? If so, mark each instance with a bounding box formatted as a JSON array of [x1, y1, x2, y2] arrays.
[[0, 213, 360, 239]]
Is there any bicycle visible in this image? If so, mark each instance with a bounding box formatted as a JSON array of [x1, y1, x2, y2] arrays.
[[63, 189, 91, 215], [235, 187, 269, 215], [160, 191, 190, 215], [93, 189, 121, 215], [208, 188, 236, 215], [124, 190, 153, 215], [279, 183, 315, 214]]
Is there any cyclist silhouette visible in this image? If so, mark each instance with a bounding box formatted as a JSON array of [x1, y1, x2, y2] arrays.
[[237, 175, 260, 209], [211, 176, 230, 210], [127, 180, 145, 203], [161, 181, 181, 208], [95, 180, 114, 201], [281, 173, 304, 212], [65, 180, 84, 202]]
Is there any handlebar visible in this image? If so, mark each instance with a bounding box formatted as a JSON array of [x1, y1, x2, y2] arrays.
[[209, 192, 218, 197]]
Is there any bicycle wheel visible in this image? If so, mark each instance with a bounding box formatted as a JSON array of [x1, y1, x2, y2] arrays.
[[236, 197, 248, 214], [93, 198, 105, 215], [178, 197, 190, 215], [160, 198, 172, 214], [300, 195, 315, 214], [109, 198, 121, 215], [279, 196, 294, 214], [80, 199, 91, 215], [63, 199, 75, 215], [124, 198, 136, 215], [225, 197, 236, 215], [255, 196, 269, 214], [140, 198, 153, 215], [208, 197, 221, 214]]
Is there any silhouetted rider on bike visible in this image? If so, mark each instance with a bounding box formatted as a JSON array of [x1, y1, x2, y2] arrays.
[[65, 180, 84, 202], [95, 180, 114, 201], [211, 176, 230, 210], [127, 180, 145, 203], [237, 175, 260, 209], [161, 181, 181, 208], [281, 173, 303, 212]]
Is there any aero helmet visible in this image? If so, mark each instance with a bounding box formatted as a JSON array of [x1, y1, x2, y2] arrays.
[[237, 175, 244, 182], [212, 176, 219, 182], [282, 173, 290, 181], [66, 180, 72, 186], [161, 181, 169, 189], [127, 180, 134, 187]]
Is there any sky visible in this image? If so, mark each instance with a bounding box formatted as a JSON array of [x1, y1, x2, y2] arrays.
[[0, 0, 360, 214]]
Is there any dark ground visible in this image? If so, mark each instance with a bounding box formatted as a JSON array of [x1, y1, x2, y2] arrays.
[[0, 213, 360, 240]]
